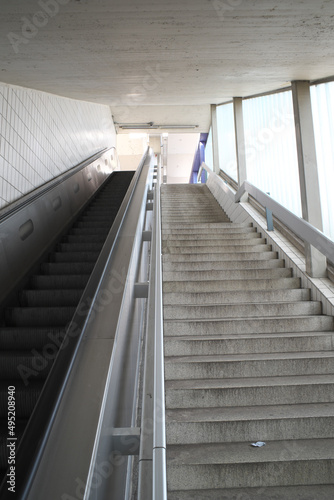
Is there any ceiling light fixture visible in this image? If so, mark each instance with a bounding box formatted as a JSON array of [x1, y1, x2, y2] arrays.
[[115, 122, 199, 130]]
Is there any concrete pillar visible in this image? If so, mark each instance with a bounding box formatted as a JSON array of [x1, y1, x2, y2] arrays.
[[211, 104, 220, 174], [291, 81, 327, 277], [233, 97, 248, 201]]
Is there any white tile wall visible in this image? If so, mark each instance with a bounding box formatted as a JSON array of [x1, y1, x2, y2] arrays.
[[0, 82, 116, 210]]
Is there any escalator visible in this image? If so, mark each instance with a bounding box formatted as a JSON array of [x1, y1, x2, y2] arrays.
[[0, 170, 134, 487]]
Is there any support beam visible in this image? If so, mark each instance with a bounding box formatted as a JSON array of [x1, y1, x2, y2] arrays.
[[233, 97, 248, 202], [211, 104, 220, 175], [291, 81, 327, 277]]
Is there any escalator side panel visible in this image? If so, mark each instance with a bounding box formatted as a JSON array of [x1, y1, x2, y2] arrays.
[[0, 154, 114, 306]]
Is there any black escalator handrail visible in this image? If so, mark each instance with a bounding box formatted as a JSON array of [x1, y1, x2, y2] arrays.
[[0, 147, 151, 500], [0, 147, 114, 223]]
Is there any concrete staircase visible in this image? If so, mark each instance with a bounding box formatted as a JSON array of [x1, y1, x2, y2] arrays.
[[161, 183, 334, 499]]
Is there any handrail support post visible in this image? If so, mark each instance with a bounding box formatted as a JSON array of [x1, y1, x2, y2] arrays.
[[265, 207, 274, 231]]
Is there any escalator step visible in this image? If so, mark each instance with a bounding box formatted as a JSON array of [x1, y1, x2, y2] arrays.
[[87, 205, 122, 210], [5, 307, 76, 327], [30, 275, 89, 289], [0, 328, 65, 350], [75, 214, 111, 219], [86, 200, 123, 205], [40, 262, 95, 275], [57, 243, 103, 253], [74, 221, 111, 228], [48, 252, 100, 263], [81, 213, 114, 218], [65, 235, 107, 244], [78, 220, 110, 226], [0, 352, 53, 379], [19, 290, 83, 307], [85, 198, 120, 202], [84, 204, 121, 209], [69, 227, 110, 236]]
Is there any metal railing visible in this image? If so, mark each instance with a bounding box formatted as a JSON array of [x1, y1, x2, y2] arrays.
[[138, 160, 167, 500], [198, 162, 334, 265]]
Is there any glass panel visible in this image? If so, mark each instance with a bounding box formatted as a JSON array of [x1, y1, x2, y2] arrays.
[[311, 82, 334, 241], [243, 90, 302, 216], [217, 103, 238, 181]]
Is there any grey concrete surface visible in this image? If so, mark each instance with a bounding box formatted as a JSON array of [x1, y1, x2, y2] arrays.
[[161, 184, 334, 496]]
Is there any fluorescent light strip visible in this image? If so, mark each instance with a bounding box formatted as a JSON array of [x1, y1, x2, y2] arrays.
[[116, 123, 199, 129]]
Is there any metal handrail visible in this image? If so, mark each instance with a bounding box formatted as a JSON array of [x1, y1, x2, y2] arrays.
[[152, 161, 167, 499], [138, 162, 167, 500], [200, 162, 334, 263], [0, 148, 151, 500]]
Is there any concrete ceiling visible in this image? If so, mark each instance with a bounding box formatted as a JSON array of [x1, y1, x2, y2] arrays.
[[1, 0, 334, 132]]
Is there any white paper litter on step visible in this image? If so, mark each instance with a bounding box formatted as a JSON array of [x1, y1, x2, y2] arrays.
[[251, 441, 266, 447]]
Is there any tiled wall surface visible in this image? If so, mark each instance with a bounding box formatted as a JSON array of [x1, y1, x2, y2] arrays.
[[0, 83, 116, 210]]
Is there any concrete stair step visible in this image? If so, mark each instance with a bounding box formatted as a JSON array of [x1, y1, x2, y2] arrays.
[[165, 373, 334, 408], [162, 206, 226, 211], [162, 206, 223, 212], [163, 301, 322, 320], [162, 213, 226, 220], [163, 277, 301, 294], [163, 277, 301, 293], [161, 205, 225, 209], [163, 232, 262, 242], [162, 224, 254, 235], [164, 237, 266, 249], [161, 198, 220, 203], [166, 439, 334, 491], [163, 288, 310, 305], [162, 218, 229, 224], [162, 196, 220, 200], [161, 190, 211, 194], [165, 351, 334, 379], [163, 258, 284, 271], [163, 250, 277, 263], [167, 485, 334, 500], [163, 268, 292, 281], [161, 196, 218, 201], [164, 315, 333, 336], [164, 243, 272, 254], [161, 192, 218, 197], [164, 331, 333, 355], [162, 222, 234, 229], [166, 402, 334, 444]]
